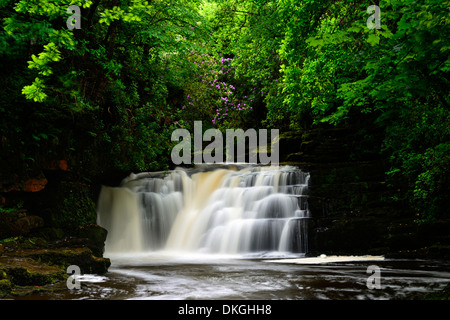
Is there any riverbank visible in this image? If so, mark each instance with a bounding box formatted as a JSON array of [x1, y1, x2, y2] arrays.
[[306, 214, 450, 260], [1, 217, 449, 300], [8, 252, 450, 300], [1, 126, 449, 299], [0, 224, 110, 299], [279, 128, 450, 261]]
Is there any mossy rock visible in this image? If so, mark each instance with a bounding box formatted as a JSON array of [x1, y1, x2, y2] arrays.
[[26, 247, 110, 274], [75, 224, 108, 257], [0, 279, 12, 298], [31, 227, 66, 241], [31, 180, 97, 230], [311, 216, 387, 255], [18, 237, 48, 249], [0, 236, 47, 252], [0, 245, 110, 298], [50, 181, 97, 228], [0, 256, 65, 287]]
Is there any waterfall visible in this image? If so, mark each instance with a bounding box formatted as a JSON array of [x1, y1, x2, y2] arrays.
[[97, 165, 311, 257]]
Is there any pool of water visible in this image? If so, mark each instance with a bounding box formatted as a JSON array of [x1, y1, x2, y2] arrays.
[[19, 253, 450, 300]]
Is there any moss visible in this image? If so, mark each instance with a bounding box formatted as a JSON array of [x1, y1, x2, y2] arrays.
[[27, 247, 110, 274], [7, 267, 46, 286], [49, 181, 97, 229], [29, 179, 97, 230], [0, 235, 48, 252], [0, 256, 66, 291], [31, 227, 65, 241], [18, 237, 48, 249], [0, 245, 111, 298], [0, 279, 12, 297], [75, 224, 108, 257], [0, 238, 110, 298]]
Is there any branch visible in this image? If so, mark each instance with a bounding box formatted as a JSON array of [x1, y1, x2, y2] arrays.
[[225, 9, 257, 16]]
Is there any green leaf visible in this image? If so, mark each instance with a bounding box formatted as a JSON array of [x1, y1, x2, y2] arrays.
[[367, 33, 380, 46]]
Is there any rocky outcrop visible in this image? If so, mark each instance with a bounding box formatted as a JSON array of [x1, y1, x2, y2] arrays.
[[0, 225, 110, 298], [22, 178, 48, 193], [0, 209, 44, 239], [309, 216, 450, 259], [0, 154, 112, 299], [279, 126, 450, 259], [0, 173, 48, 193], [0, 248, 110, 298], [24, 247, 110, 275], [0, 159, 68, 206], [279, 125, 390, 216]]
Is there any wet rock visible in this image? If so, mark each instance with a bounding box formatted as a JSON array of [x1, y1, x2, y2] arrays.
[[0, 255, 66, 297], [0, 209, 44, 238], [14, 216, 44, 234], [0, 279, 12, 298], [309, 213, 450, 259], [75, 224, 108, 257], [425, 282, 450, 300], [30, 227, 66, 241], [23, 178, 48, 192], [24, 247, 110, 274], [310, 216, 388, 256], [0, 245, 110, 298], [0, 172, 47, 193]]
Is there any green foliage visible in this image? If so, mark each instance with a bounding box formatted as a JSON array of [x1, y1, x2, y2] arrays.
[[384, 102, 450, 220], [21, 77, 48, 102], [0, 0, 448, 221], [49, 182, 97, 228], [0, 201, 24, 215], [201, 0, 449, 219], [1, 0, 207, 176]]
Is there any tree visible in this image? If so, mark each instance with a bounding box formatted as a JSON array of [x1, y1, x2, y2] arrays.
[[1, 0, 448, 219], [204, 0, 449, 219], [300, 0, 450, 219], [1, 0, 208, 175]]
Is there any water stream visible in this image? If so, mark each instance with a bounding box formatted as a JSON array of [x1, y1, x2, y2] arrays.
[[19, 256, 450, 300], [97, 164, 311, 257], [21, 164, 449, 300]]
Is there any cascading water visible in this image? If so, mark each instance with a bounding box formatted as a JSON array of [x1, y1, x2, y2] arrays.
[[97, 165, 311, 258]]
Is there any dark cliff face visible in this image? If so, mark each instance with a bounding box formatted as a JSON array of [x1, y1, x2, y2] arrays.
[[1, 123, 448, 270], [279, 125, 391, 217], [0, 222, 110, 299], [0, 163, 111, 299], [279, 126, 450, 259]]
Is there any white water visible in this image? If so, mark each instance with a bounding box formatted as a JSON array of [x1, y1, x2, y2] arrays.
[[97, 164, 310, 258]]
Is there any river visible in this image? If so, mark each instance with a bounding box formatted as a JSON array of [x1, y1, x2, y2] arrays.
[[22, 253, 450, 300], [21, 165, 449, 300]]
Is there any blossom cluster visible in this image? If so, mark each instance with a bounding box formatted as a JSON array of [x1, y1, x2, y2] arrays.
[[182, 50, 259, 126]]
